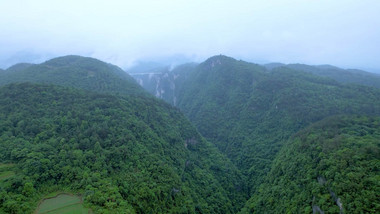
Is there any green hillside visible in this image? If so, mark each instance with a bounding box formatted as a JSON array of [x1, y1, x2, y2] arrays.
[[0, 56, 246, 213], [0, 55, 146, 97], [0, 83, 245, 213], [174, 56, 380, 196], [6, 63, 34, 72], [265, 63, 380, 88], [1, 55, 379, 213], [242, 116, 380, 213]]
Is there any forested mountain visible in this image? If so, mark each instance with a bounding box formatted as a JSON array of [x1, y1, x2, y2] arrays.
[[242, 116, 380, 213], [0, 55, 146, 97], [6, 63, 34, 72], [264, 63, 380, 88], [134, 58, 380, 106], [0, 57, 246, 213], [1, 55, 379, 213], [132, 55, 380, 213], [180, 56, 380, 194]]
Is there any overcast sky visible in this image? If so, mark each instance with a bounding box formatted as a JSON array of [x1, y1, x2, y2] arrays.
[[1, 0, 380, 71]]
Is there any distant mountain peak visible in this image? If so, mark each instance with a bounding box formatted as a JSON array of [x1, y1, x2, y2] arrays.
[[0, 55, 148, 97], [43, 55, 101, 67], [205, 54, 236, 62], [201, 55, 237, 69], [263, 62, 286, 70], [6, 63, 34, 72], [315, 64, 340, 70]]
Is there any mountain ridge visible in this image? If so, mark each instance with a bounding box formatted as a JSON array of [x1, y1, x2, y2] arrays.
[[1, 54, 379, 213], [0, 56, 247, 213], [264, 62, 380, 88], [0, 55, 148, 97], [242, 115, 380, 213], [129, 54, 380, 213]]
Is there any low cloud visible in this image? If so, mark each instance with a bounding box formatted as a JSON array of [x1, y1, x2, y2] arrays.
[[1, 0, 379, 71]]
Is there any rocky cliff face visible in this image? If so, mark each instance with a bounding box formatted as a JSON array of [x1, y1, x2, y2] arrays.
[[129, 63, 197, 106]]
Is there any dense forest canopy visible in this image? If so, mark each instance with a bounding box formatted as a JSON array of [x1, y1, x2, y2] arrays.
[[264, 63, 380, 88], [0, 83, 246, 213], [131, 55, 380, 213], [0, 56, 246, 213], [172, 56, 380, 194], [0, 55, 147, 97], [243, 116, 380, 213], [0, 55, 379, 213]]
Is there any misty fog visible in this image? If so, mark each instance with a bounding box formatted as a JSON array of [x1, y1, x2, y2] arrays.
[[1, 0, 380, 73]]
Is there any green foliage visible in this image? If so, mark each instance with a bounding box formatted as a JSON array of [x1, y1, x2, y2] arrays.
[[2, 55, 380, 213], [175, 56, 380, 196], [0, 55, 147, 97], [0, 164, 15, 182], [5, 63, 34, 72], [264, 63, 380, 88], [243, 116, 380, 213], [0, 83, 244, 213], [146, 55, 380, 214], [36, 193, 86, 214], [285, 63, 380, 88]]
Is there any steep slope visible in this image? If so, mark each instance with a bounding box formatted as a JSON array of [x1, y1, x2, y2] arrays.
[[265, 63, 380, 88], [242, 116, 380, 213], [130, 63, 197, 105], [0, 55, 146, 97], [177, 55, 266, 152], [0, 83, 245, 213], [174, 56, 380, 195]]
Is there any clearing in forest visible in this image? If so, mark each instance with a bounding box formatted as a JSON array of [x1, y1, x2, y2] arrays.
[[0, 163, 15, 182], [35, 193, 91, 214]]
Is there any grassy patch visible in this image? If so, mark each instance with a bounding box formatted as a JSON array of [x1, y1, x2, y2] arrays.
[[0, 163, 15, 169], [42, 204, 89, 214], [36, 193, 91, 214], [0, 170, 15, 181], [0, 163, 15, 182]]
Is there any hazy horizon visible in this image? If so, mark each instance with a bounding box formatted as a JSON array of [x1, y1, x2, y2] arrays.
[[1, 0, 380, 73]]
